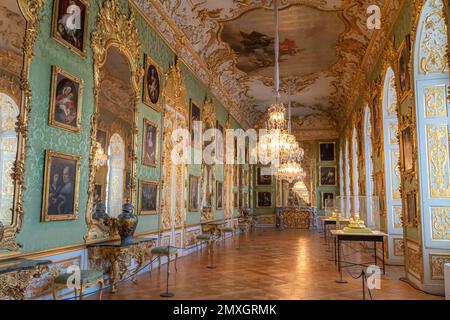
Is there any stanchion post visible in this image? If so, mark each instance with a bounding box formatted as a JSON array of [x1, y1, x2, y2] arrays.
[[160, 253, 175, 297]]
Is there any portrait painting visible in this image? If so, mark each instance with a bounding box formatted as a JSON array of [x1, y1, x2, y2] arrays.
[[321, 192, 335, 209], [190, 100, 201, 148], [139, 180, 158, 215], [398, 38, 411, 100], [49, 66, 83, 132], [319, 142, 335, 162], [406, 192, 417, 227], [216, 121, 224, 161], [401, 126, 413, 172], [142, 119, 158, 167], [372, 92, 380, 142], [216, 181, 223, 209], [257, 167, 272, 185], [42, 150, 80, 222], [257, 191, 272, 208], [319, 166, 336, 186], [96, 129, 107, 151], [51, 0, 88, 56], [189, 175, 199, 212], [143, 55, 161, 110]]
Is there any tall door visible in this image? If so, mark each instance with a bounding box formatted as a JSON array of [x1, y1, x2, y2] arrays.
[[381, 68, 403, 265], [412, 0, 450, 292]]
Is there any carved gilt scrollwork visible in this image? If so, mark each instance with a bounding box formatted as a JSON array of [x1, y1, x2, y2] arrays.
[[200, 97, 216, 223], [160, 60, 188, 231], [223, 115, 234, 223], [0, 1, 47, 254], [85, 0, 142, 242]]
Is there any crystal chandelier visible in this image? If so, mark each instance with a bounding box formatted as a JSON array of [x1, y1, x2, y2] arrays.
[[259, 0, 302, 165], [93, 142, 108, 168], [276, 157, 306, 183]]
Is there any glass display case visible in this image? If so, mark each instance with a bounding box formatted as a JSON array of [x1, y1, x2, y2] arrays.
[[335, 196, 381, 233]]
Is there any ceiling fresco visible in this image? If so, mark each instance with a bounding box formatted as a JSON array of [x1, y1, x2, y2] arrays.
[[133, 0, 402, 140]]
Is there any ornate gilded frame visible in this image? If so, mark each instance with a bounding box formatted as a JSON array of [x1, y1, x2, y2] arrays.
[[397, 37, 413, 103], [41, 150, 81, 222], [318, 141, 336, 162], [138, 179, 159, 215], [0, 0, 47, 256], [85, 0, 142, 242], [142, 118, 159, 167], [318, 166, 337, 187], [189, 98, 201, 149], [142, 53, 162, 111], [189, 175, 199, 212], [256, 191, 272, 208], [51, 0, 89, 58], [48, 65, 83, 133], [216, 180, 223, 210]]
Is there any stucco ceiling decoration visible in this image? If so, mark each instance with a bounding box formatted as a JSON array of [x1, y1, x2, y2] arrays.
[[133, 0, 402, 139]]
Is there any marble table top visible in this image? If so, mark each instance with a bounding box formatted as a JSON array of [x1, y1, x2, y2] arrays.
[[0, 258, 51, 275]]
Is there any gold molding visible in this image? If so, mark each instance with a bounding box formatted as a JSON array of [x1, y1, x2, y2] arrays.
[[85, 0, 142, 242]]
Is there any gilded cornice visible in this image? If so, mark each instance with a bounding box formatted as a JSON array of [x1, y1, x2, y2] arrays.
[[131, 0, 250, 129], [343, 0, 405, 131]]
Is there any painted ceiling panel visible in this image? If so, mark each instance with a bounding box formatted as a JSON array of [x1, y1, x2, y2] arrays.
[[134, 0, 402, 140]]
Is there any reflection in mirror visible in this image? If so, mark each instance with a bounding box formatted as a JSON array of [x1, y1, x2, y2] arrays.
[[0, 93, 18, 226], [94, 47, 134, 218], [0, 0, 26, 247]]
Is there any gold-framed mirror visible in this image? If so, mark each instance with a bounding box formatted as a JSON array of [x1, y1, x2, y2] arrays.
[[0, 0, 38, 257], [84, 0, 142, 242]]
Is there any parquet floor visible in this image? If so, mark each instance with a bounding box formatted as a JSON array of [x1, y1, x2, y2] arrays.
[[93, 228, 442, 300]]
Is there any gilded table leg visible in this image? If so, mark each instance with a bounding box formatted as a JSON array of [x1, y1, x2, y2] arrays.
[[98, 279, 104, 300]]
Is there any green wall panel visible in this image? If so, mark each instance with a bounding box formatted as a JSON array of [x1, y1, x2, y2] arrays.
[[17, 0, 245, 253]]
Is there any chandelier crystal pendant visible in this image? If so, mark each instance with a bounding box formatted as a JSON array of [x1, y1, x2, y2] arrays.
[[275, 157, 306, 183]]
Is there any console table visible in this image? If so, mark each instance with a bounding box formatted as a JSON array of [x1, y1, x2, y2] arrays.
[[0, 258, 51, 300], [330, 230, 387, 275], [87, 237, 156, 293]]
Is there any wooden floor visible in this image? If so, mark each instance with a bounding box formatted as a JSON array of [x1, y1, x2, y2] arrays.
[[92, 228, 442, 300]]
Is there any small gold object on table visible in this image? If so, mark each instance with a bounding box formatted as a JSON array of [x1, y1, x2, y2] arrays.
[[87, 237, 156, 293], [343, 212, 373, 234]]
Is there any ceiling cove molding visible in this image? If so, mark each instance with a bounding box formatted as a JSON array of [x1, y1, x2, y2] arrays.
[[342, 0, 405, 133], [130, 0, 249, 129]]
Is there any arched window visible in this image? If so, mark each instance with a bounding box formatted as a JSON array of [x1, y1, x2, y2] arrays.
[[339, 145, 344, 213], [381, 67, 402, 250], [106, 133, 125, 217], [352, 127, 359, 212], [345, 138, 351, 217], [364, 105, 374, 223], [0, 93, 18, 225], [413, 0, 450, 250]]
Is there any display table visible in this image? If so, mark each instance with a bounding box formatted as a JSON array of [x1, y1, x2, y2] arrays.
[[87, 237, 156, 293], [0, 258, 51, 300], [330, 230, 387, 275], [321, 218, 349, 242]]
